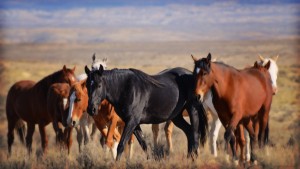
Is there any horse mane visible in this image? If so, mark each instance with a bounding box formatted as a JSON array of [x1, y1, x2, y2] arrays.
[[34, 69, 68, 95], [129, 68, 165, 87]]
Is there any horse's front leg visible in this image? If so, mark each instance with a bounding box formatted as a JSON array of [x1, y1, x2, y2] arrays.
[[116, 118, 139, 161], [171, 113, 194, 158], [38, 123, 48, 154]]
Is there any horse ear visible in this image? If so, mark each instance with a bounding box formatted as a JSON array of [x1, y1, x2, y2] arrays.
[[254, 61, 259, 68], [264, 60, 271, 70], [258, 54, 264, 61], [272, 55, 279, 62], [63, 65, 67, 72], [72, 66, 76, 72], [207, 53, 211, 62], [97, 65, 104, 76], [103, 58, 107, 63], [191, 54, 198, 62], [92, 53, 96, 62], [85, 65, 91, 75]]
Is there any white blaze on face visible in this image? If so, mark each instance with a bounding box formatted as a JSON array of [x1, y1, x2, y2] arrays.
[[67, 91, 76, 125], [262, 59, 278, 90], [63, 98, 68, 109], [196, 67, 201, 74], [92, 61, 107, 70]]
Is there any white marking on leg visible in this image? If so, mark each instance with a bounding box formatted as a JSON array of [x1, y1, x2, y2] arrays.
[[244, 129, 251, 162], [111, 141, 118, 160]]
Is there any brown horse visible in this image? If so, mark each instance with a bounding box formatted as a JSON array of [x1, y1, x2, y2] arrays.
[[47, 83, 71, 144], [67, 79, 134, 159], [6, 65, 76, 155], [192, 53, 273, 164]]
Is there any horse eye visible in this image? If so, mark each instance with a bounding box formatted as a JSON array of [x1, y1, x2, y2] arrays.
[[203, 72, 207, 76], [75, 98, 81, 102]]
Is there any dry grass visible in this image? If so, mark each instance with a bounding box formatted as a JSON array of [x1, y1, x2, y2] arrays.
[[0, 39, 299, 168]]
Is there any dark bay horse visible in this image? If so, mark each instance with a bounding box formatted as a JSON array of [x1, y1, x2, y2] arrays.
[[85, 65, 208, 161], [6, 65, 76, 155], [192, 53, 273, 163]]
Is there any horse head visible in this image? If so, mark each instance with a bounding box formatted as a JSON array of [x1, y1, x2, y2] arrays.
[[61, 65, 77, 85], [92, 53, 108, 70], [85, 65, 106, 116], [258, 55, 279, 95], [67, 79, 88, 127], [192, 53, 214, 102]]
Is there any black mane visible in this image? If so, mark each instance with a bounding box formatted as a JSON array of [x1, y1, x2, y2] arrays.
[[129, 68, 165, 87]]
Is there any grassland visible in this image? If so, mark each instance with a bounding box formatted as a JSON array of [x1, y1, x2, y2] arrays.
[[0, 39, 299, 168]]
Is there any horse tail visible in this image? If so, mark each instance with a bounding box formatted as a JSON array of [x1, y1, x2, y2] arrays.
[[194, 99, 208, 146], [15, 120, 26, 144]]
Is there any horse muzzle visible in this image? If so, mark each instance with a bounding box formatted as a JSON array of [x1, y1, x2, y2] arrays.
[[272, 86, 278, 95], [87, 104, 98, 116]]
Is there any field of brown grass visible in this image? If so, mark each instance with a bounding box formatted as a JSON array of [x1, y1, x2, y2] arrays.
[[0, 39, 299, 168]]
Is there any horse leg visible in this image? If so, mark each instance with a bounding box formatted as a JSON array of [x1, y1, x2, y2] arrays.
[[80, 115, 90, 145], [7, 117, 18, 156], [204, 90, 220, 157], [244, 119, 258, 164], [236, 124, 246, 163], [127, 134, 134, 160], [15, 120, 26, 145], [64, 127, 73, 155], [244, 129, 251, 162], [151, 124, 159, 149], [210, 116, 222, 157], [116, 118, 139, 161], [171, 114, 194, 158], [107, 115, 119, 148], [164, 120, 174, 154], [75, 126, 83, 152], [90, 122, 97, 141], [26, 123, 35, 155], [38, 123, 48, 154], [133, 125, 148, 156]]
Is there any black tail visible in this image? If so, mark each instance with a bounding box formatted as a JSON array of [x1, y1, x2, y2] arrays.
[[15, 120, 26, 144], [194, 99, 208, 146]]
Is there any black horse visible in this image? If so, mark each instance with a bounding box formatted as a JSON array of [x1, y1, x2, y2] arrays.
[[85, 65, 208, 161]]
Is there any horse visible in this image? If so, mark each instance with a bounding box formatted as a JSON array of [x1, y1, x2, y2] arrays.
[[192, 53, 273, 164], [67, 78, 134, 159], [6, 65, 76, 155], [85, 65, 208, 161], [47, 82, 97, 154]]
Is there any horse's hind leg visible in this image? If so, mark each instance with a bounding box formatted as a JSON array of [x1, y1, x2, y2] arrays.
[[26, 123, 35, 155], [7, 117, 18, 156], [164, 121, 174, 154], [151, 124, 159, 149], [38, 123, 48, 154], [15, 120, 26, 145]]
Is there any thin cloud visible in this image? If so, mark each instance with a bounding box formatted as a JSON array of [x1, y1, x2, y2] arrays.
[[0, 2, 299, 43]]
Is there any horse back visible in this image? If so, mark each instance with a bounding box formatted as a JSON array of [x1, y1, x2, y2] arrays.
[[6, 80, 48, 123]]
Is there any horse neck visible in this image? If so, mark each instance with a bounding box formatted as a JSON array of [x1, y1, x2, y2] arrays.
[[210, 63, 232, 98], [34, 71, 62, 97], [103, 70, 132, 104]]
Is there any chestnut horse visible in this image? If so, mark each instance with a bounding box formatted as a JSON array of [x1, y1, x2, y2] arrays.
[[67, 79, 134, 159], [192, 53, 273, 163], [6, 65, 76, 155]]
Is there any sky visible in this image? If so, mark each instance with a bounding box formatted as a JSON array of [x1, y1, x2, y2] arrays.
[[0, 0, 299, 43]]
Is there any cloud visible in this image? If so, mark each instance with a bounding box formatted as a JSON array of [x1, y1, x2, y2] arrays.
[[0, 2, 299, 43]]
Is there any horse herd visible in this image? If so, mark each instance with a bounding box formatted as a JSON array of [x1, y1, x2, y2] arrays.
[[5, 53, 278, 165]]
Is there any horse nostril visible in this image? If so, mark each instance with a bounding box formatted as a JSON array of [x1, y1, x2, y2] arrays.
[[93, 107, 96, 113], [72, 121, 76, 126]]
